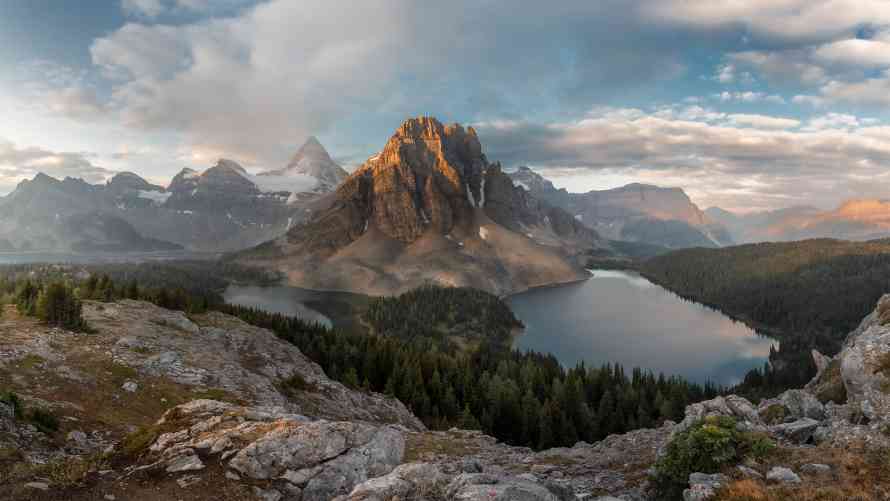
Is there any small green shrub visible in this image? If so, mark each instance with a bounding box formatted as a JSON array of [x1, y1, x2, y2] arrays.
[[0, 391, 23, 419], [27, 408, 59, 434], [759, 404, 787, 425], [653, 416, 776, 500], [279, 373, 315, 398], [120, 425, 160, 458]]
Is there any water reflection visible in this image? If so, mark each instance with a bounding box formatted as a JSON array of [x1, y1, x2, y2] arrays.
[[507, 269, 775, 385], [223, 285, 333, 328]]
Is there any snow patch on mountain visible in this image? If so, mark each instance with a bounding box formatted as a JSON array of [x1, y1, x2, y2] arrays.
[[137, 190, 172, 204]]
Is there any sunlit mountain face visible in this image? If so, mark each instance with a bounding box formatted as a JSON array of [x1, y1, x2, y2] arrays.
[[2, 0, 890, 217]]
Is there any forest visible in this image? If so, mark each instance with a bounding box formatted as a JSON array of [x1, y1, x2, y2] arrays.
[[641, 238, 890, 395], [363, 285, 524, 350], [0, 263, 720, 450]]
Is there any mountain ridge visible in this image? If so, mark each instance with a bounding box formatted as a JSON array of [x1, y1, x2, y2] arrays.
[[509, 166, 733, 249]]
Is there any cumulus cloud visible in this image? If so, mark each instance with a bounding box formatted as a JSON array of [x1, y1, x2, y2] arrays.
[[86, 0, 696, 167], [714, 91, 786, 104], [813, 37, 890, 68], [0, 139, 115, 192], [475, 108, 890, 210]]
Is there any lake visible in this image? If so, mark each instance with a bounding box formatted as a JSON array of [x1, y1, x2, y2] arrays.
[[0, 251, 219, 265], [507, 270, 775, 385]]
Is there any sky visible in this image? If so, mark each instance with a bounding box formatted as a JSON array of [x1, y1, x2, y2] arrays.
[[2, 1, 890, 212]]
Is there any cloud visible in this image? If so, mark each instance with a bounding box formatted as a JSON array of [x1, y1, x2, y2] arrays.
[[819, 72, 890, 107], [813, 37, 890, 68], [122, 0, 165, 18], [729, 51, 828, 86], [87, 0, 697, 167], [714, 91, 785, 104], [726, 114, 800, 129], [640, 0, 890, 43], [0, 139, 115, 192], [474, 108, 890, 210]]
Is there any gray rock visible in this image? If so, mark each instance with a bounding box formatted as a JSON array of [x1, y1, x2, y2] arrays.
[[176, 474, 202, 488], [121, 381, 139, 393], [344, 462, 447, 500], [837, 295, 890, 422], [776, 389, 825, 421], [446, 472, 574, 501], [25, 482, 49, 491], [771, 418, 820, 443], [736, 465, 763, 479], [800, 463, 831, 475], [166, 454, 205, 473], [461, 458, 484, 473], [766, 466, 801, 484], [143, 401, 405, 501], [252, 487, 283, 501], [683, 472, 728, 501]]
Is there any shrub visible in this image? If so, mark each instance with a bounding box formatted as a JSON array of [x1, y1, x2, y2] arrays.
[[27, 408, 59, 434], [759, 404, 787, 425], [653, 416, 775, 500], [279, 373, 315, 398], [0, 391, 22, 419]]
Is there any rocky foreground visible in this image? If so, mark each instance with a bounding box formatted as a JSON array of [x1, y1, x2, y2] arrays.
[[4, 296, 890, 500]]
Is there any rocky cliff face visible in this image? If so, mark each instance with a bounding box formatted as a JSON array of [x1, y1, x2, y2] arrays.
[[509, 167, 733, 249], [236, 117, 605, 296]]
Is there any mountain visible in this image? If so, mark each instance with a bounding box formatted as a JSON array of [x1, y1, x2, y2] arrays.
[[509, 166, 733, 249], [261, 136, 349, 191], [235, 117, 606, 296], [707, 201, 890, 243], [0, 138, 347, 253]]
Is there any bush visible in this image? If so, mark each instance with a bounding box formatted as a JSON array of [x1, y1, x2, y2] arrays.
[[653, 416, 775, 500], [0, 391, 23, 419], [27, 408, 60, 434]]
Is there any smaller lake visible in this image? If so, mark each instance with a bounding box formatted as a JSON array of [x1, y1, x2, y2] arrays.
[[507, 270, 776, 385], [0, 251, 219, 265], [223, 285, 334, 328]]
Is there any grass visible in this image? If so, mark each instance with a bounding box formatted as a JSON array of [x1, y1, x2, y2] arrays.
[[279, 373, 316, 398], [403, 432, 482, 463], [17, 354, 45, 370], [714, 445, 890, 501]]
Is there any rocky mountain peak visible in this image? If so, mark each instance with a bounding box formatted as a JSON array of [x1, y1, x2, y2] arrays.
[[266, 136, 349, 190], [338, 116, 493, 243], [212, 158, 248, 175], [106, 171, 163, 194]]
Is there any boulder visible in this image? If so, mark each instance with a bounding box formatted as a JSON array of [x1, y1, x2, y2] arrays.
[[683, 473, 727, 501], [758, 389, 825, 422], [341, 463, 447, 501], [445, 472, 574, 501], [771, 418, 820, 444], [836, 294, 890, 422], [800, 463, 831, 476], [766, 467, 801, 484], [140, 400, 406, 501]]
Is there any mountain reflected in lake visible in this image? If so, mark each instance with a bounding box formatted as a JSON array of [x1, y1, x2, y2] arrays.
[[507, 269, 775, 385]]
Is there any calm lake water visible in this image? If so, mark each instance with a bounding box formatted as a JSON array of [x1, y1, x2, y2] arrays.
[[507, 270, 776, 385], [0, 251, 219, 265], [223, 285, 335, 328]]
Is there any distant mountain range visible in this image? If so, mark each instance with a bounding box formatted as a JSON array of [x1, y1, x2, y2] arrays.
[[509, 166, 734, 249], [234, 117, 608, 296], [706, 200, 890, 243], [0, 137, 347, 252]]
